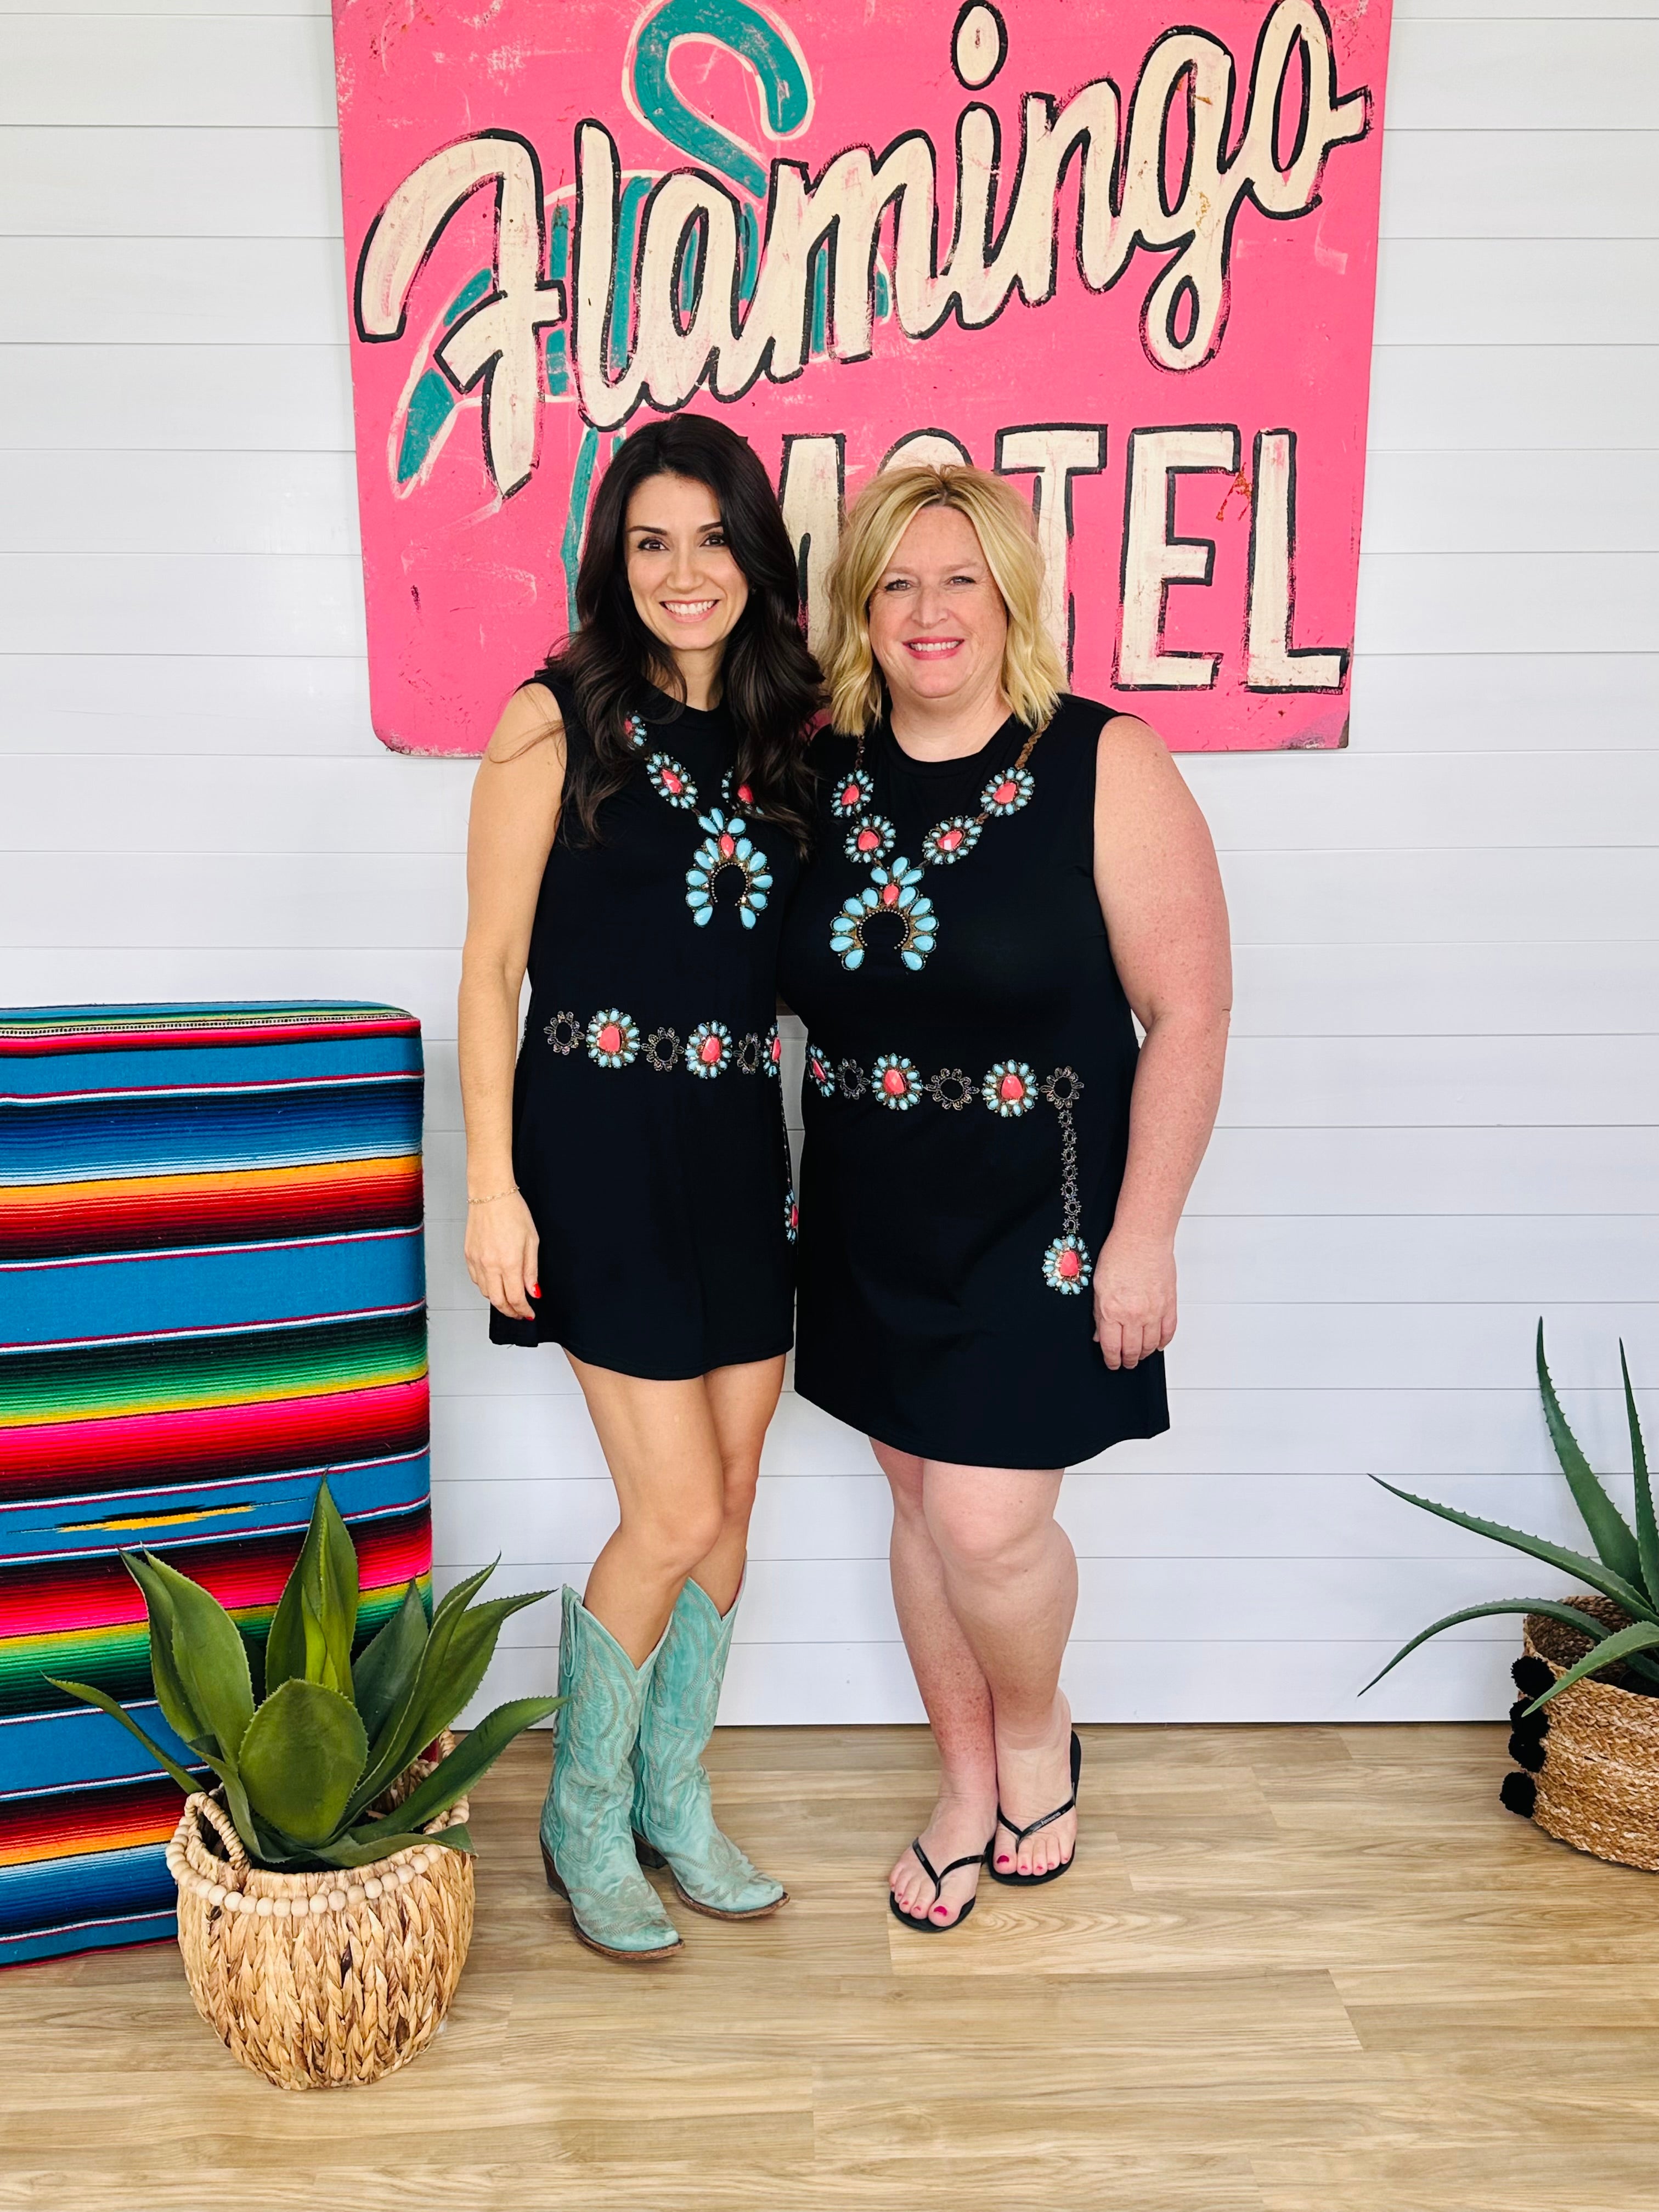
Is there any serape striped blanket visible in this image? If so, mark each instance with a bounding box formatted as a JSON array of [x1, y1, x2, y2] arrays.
[[0, 1003, 431, 1966]]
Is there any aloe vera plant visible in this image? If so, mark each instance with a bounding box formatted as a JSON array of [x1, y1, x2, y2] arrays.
[[1366, 1324, 1659, 1714], [49, 1480, 560, 1870]]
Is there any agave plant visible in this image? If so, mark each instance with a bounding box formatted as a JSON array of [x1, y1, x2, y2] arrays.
[[1367, 1324, 1659, 1713], [49, 1480, 558, 1869]]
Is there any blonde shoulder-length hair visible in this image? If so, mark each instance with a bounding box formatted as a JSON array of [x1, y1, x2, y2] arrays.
[[819, 463, 1065, 737]]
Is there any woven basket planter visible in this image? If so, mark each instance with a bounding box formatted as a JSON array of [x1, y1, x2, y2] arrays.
[[1508, 1599, 1659, 1871], [165, 1732, 475, 2090]]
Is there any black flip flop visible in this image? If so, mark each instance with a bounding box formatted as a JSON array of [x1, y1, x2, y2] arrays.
[[985, 1729, 1082, 1887], [888, 1835, 992, 1933]]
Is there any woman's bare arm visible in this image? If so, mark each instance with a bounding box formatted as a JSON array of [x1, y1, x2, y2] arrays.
[[458, 684, 566, 1319], [1090, 715, 1232, 1370]]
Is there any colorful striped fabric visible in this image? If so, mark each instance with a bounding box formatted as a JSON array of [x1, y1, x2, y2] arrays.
[[0, 1003, 431, 1966]]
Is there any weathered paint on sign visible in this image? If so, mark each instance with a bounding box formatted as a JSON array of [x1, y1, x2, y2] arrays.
[[331, 0, 1393, 753]]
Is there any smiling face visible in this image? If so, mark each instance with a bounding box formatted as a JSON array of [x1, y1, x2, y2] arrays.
[[624, 471, 749, 679], [865, 503, 1011, 724]]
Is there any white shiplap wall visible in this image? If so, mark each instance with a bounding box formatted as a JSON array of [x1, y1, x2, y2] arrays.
[[3, 3, 1656, 1724]]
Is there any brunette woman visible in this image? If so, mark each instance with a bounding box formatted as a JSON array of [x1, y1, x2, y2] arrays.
[[778, 465, 1231, 1933], [459, 415, 818, 1961]]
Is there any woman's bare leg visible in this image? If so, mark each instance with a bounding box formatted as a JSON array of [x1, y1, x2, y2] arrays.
[[571, 1354, 784, 1661], [690, 1355, 786, 1615], [873, 1440, 999, 1926], [921, 1461, 1079, 1877]]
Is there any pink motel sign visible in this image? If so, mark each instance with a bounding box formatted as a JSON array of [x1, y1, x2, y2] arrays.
[[331, 0, 1393, 755]]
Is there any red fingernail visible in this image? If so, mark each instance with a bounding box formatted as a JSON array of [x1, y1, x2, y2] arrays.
[[531, 1283, 540, 1297]]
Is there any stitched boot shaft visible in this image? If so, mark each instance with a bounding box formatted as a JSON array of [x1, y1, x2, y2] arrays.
[[541, 1587, 680, 1956], [632, 1579, 786, 1915]]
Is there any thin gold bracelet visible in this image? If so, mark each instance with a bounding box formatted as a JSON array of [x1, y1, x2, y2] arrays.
[[467, 1186, 520, 1206]]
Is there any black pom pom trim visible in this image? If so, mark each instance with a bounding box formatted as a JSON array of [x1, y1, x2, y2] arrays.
[[1507, 1728, 1547, 1773], [1500, 1770, 1538, 1817], [1512, 1655, 1554, 1698]]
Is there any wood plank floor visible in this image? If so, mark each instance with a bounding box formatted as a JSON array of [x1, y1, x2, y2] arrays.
[[5, 1723, 1659, 2211]]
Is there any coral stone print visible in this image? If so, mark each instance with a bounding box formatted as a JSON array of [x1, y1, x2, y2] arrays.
[[331, 0, 1392, 754]]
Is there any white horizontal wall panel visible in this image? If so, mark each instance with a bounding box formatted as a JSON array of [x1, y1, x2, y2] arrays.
[[1188, 1126, 1659, 1217], [1353, 552, 1659, 656], [1, 345, 354, 454], [1226, 941, 1659, 1039], [1215, 1036, 1659, 1130], [0, 239, 347, 345], [1373, 242, 1659, 347], [1384, 21, 1659, 128], [0, 851, 466, 949], [1164, 1214, 1659, 1310], [1358, 452, 1659, 555], [0, 452, 363, 556], [1221, 848, 1659, 946], [1, 16, 333, 127], [1346, 652, 1658, 752], [1378, 131, 1659, 239], [0, 552, 366, 656], [0, 655, 375, 757], [0, 126, 343, 238], [1367, 347, 1659, 455]]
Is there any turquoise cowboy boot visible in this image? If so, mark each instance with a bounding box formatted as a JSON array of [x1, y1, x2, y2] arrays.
[[631, 1579, 787, 1919], [540, 1585, 682, 1961]]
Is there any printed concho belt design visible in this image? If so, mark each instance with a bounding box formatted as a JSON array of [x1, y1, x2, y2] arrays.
[[805, 1045, 1090, 1295], [544, 1009, 794, 1241], [545, 1008, 781, 1080]]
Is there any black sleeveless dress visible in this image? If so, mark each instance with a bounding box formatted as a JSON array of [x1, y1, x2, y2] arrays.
[[490, 676, 799, 1379], [777, 695, 1170, 1468]]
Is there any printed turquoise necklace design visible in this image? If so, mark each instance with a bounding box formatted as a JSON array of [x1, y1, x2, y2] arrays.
[[627, 713, 774, 930], [829, 721, 1043, 973]]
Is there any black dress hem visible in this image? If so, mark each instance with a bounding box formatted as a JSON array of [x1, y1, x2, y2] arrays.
[[793, 1372, 1171, 1473], [489, 1311, 793, 1383]]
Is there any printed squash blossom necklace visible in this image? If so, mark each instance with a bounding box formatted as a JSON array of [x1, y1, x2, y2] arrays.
[[829, 718, 1044, 972], [626, 713, 774, 931]]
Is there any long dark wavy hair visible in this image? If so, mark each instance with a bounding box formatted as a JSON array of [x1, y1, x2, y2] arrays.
[[535, 415, 820, 851]]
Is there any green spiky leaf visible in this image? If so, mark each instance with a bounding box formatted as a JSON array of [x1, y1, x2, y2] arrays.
[[1370, 1478, 1658, 1624], [1537, 1322, 1643, 1584], [120, 1553, 207, 1748], [236, 1679, 368, 1846], [351, 1580, 428, 1745], [44, 1677, 204, 1796], [1525, 1618, 1659, 1713], [362, 1695, 561, 1838], [1359, 1600, 1626, 1694], [264, 1479, 358, 1699], [125, 1548, 254, 1764], [1620, 1341, 1658, 1607], [342, 1564, 542, 1822], [307, 1822, 475, 1870]]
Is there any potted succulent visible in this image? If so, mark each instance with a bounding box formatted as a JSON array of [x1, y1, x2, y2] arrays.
[[1368, 1324, 1659, 1869], [52, 1480, 557, 2087]]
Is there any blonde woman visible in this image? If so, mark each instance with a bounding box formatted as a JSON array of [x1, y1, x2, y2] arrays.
[[777, 465, 1231, 1933]]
